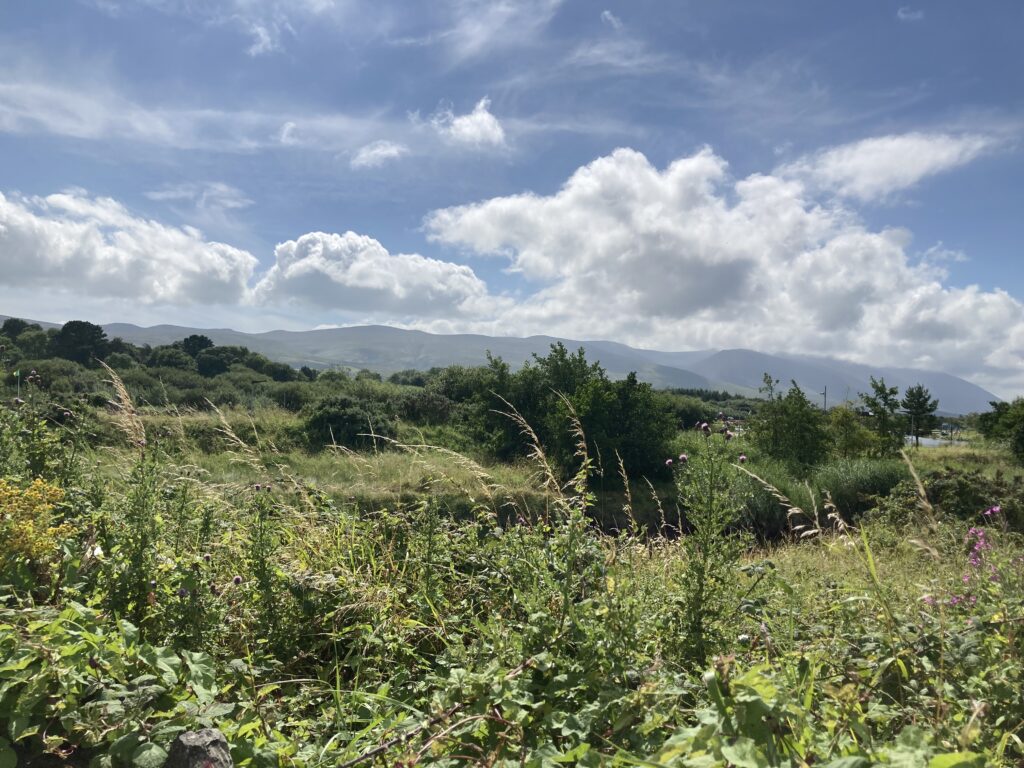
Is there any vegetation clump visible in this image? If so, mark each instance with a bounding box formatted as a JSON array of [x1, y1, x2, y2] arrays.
[[1, 319, 1022, 765]]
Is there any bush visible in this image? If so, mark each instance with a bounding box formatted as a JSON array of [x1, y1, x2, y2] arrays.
[[301, 394, 397, 450], [809, 458, 907, 521]]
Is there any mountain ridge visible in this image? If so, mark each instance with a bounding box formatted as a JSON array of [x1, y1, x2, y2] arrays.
[[0, 315, 1000, 413]]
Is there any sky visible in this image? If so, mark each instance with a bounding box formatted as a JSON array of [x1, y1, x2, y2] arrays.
[[0, 1, 1022, 396]]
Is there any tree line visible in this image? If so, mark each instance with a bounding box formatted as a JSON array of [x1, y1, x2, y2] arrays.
[[1, 317, 957, 479]]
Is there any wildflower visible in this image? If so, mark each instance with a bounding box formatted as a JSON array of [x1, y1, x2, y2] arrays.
[[737, 633, 751, 646], [923, 595, 935, 606], [949, 595, 961, 606], [233, 575, 242, 585], [678, 453, 688, 464], [254, 483, 262, 491], [91, 544, 104, 559], [177, 587, 189, 598], [665, 458, 673, 466], [738, 454, 748, 464], [149, 579, 157, 588], [724, 430, 734, 441], [701, 422, 711, 435], [203, 553, 212, 563], [984, 505, 1000, 517]]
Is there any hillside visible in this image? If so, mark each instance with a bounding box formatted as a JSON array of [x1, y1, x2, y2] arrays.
[[0, 315, 1001, 413]]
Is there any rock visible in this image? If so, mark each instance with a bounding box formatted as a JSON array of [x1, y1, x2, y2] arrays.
[[163, 729, 233, 768]]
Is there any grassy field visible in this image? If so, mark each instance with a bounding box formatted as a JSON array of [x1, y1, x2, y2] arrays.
[[2, 396, 1022, 767]]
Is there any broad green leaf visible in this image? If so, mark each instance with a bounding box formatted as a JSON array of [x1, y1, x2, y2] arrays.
[[0, 737, 15, 768], [929, 753, 984, 768], [132, 742, 168, 768], [720, 738, 769, 768], [139, 646, 181, 687]]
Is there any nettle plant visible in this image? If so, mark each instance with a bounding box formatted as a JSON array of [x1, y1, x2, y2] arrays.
[[664, 423, 751, 665]]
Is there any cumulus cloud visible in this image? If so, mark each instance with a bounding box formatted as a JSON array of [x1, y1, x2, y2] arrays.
[[351, 140, 410, 168], [431, 97, 506, 148], [425, 143, 1024, 388], [0, 189, 257, 304], [780, 132, 993, 201], [253, 231, 498, 316], [897, 6, 924, 22]]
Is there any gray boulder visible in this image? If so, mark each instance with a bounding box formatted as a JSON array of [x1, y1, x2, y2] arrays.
[[163, 729, 233, 768]]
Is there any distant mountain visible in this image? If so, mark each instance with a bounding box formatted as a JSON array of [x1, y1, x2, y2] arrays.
[[100, 323, 724, 392], [0, 315, 1001, 413], [687, 349, 998, 416]]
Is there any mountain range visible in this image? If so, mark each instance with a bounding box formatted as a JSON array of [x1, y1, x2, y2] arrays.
[[1, 315, 1000, 414]]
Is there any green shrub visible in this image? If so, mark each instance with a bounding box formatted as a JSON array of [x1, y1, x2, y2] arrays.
[[301, 394, 397, 450]]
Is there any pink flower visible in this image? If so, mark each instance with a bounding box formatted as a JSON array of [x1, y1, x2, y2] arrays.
[[738, 454, 747, 464], [665, 458, 673, 466], [678, 453, 688, 464]]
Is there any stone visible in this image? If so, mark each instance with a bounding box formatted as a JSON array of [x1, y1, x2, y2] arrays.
[[163, 729, 233, 768]]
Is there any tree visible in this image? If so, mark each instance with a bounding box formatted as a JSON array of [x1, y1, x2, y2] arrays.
[[177, 334, 214, 358], [901, 383, 939, 447], [0, 318, 37, 339], [50, 320, 109, 366], [748, 377, 827, 473], [196, 346, 248, 377], [16, 330, 50, 358], [827, 405, 876, 458], [148, 345, 198, 371], [859, 376, 904, 456]]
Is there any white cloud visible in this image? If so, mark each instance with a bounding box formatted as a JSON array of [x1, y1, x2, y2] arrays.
[[431, 97, 506, 148], [146, 181, 253, 212], [0, 189, 256, 304], [83, 0, 347, 55], [253, 231, 498, 316], [425, 144, 1024, 389], [351, 140, 410, 168], [780, 132, 993, 201], [600, 10, 622, 30], [0, 71, 386, 152], [441, 0, 564, 61], [897, 6, 924, 22], [278, 121, 299, 146]]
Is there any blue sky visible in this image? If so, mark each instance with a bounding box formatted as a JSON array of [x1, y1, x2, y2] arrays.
[[1, 1, 1023, 394]]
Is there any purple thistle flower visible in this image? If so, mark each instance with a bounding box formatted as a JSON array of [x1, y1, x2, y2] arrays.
[[738, 454, 748, 464], [665, 458, 673, 466], [177, 587, 189, 598], [233, 575, 243, 585], [678, 453, 688, 464]]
